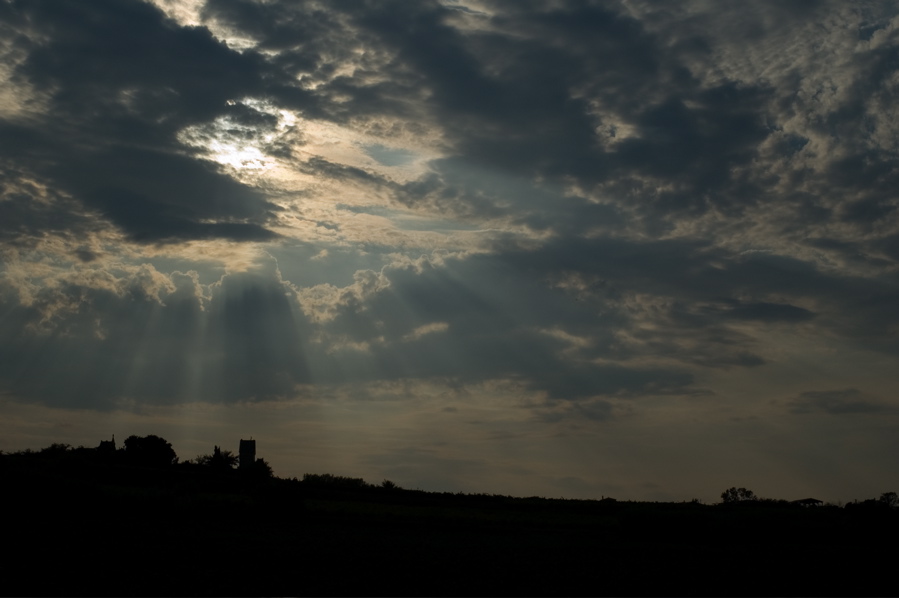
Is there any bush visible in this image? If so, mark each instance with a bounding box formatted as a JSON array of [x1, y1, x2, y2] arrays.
[[123, 435, 177, 468], [721, 487, 757, 503]]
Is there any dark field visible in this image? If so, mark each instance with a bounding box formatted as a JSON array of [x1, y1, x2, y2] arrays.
[[3, 449, 895, 596]]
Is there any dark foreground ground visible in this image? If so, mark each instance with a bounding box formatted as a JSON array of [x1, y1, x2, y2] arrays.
[[3, 451, 896, 596]]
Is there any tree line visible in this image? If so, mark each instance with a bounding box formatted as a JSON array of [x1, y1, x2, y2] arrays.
[[8, 434, 273, 478], [720, 486, 898, 509], [6, 437, 897, 506]]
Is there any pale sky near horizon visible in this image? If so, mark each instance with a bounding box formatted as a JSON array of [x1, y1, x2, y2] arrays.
[[2, 0, 898, 502]]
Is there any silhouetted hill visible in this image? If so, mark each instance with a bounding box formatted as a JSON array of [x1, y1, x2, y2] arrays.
[[2, 444, 896, 596]]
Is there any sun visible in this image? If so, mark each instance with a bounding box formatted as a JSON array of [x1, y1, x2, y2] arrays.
[[207, 141, 270, 171]]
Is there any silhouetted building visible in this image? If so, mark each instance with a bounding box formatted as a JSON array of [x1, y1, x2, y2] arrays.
[[239, 439, 256, 470]]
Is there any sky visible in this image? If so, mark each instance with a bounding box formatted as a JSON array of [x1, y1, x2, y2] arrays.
[[1, 0, 898, 503]]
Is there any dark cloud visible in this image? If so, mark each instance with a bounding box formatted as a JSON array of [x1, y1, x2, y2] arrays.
[[1, 0, 281, 244], [0, 240, 701, 408], [303, 0, 899, 254], [134, 0, 899, 252], [541, 399, 616, 423], [721, 302, 815, 323], [6, 0, 891, 257], [302, 251, 697, 401], [73, 248, 99, 263], [0, 265, 310, 408], [88, 185, 278, 244], [787, 389, 888, 415], [0, 170, 100, 247], [331, 2, 775, 227], [15, 0, 266, 132]]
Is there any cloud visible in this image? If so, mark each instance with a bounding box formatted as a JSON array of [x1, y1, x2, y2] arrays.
[[1, 0, 281, 245], [2, 0, 898, 405], [720, 302, 815, 323], [786, 389, 889, 415], [0, 259, 311, 408]]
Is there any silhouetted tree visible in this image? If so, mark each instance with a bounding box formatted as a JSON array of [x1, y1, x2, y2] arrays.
[[721, 487, 757, 503], [194, 446, 238, 470], [38, 443, 72, 457], [123, 435, 177, 468], [253, 458, 273, 478], [879, 492, 898, 508], [846, 498, 889, 511]]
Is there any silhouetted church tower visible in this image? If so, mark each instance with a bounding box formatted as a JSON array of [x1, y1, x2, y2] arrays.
[[239, 438, 256, 470]]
